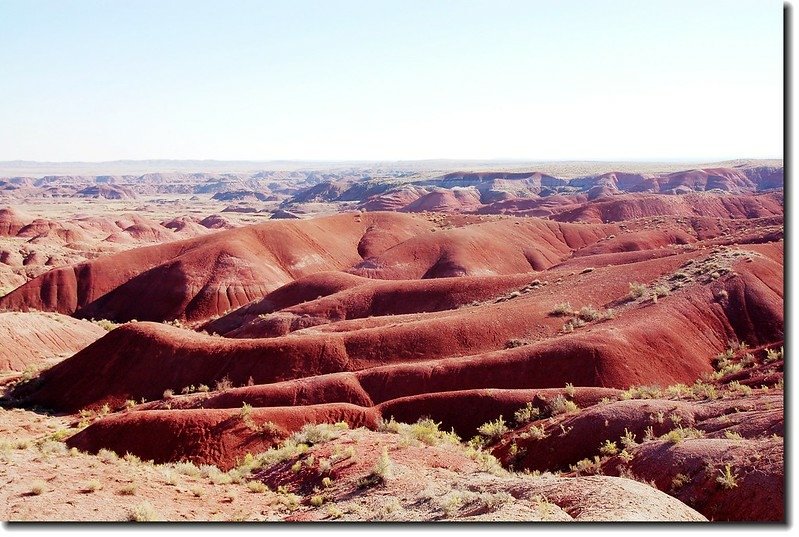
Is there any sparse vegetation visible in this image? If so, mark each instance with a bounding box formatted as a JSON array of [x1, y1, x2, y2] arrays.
[[549, 395, 579, 415], [514, 402, 541, 425], [628, 282, 647, 300], [576, 305, 602, 321], [716, 464, 739, 489], [524, 424, 548, 440], [246, 480, 268, 493], [765, 347, 783, 363], [128, 501, 160, 522], [81, 480, 102, 493], [476, 416, 509, 441], [97, 448, 119, 463], [550, 302, 573, 316], [663, 426, 706, 444], [599, 440, 618, 456], [215, 375, 233, 391], [671, 473, 690, 490], [379, 417, 460, 447], [92, 318, 119, 331], [118, 483, 137, 496], [570, 456, 602, 476]]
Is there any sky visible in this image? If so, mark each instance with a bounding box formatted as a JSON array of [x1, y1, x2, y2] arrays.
[[0, 0, 784, 162]]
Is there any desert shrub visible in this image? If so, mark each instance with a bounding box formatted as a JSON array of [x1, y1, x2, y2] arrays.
[[98, 403, 111, 417], [239, 402, 252, 421], [663, 426, 705, 444], [358, 448, 393, 488], [620, 428, 637, 449], [97, 448, 119, 463], [161, 469, 179, 486], [49, 428, 72, 442], [577, 306, 602, 322], [275, 487, 301, 511], [514, 402, 541, 425], [93, 319, 119, 331], [128, 501, 160, 522], [81, 480, 102, 493], [549, 395, 579, 415], [724, 430, 743, 441], [329, 445, 356, 463], [326, 505, 344, 519], [123, 452, 141, 464], [246, 481, 268, 493], [173, 461, 201, 477], [291, 422, 348, 446], [653, 285, 671, 298], [564, 383, 576, 397], [663, 383, 689, 399], [38, 440, 68, 456], [620, 385, 663, 400], [669, 474, 689, 491], [29, 480, 47, 495], [476, 416, 509, 441], [464, 446, 506, 475], [570, 456, 602, 476], [599, 440, 618, 456], [690, 381, 719, 400], [716, 465, 738, 489], [726, 381, 752, 396], [118, 484, 137, 496], [310, 495, 325, 507], [618, 449, 634, 463], [550, 302, 573, 316], [379, 417, 459, 446], [525, 424, 548, 440], [215, 375, 233, 391], [628, 282, 647, 300], [765, 347, 783, 363]]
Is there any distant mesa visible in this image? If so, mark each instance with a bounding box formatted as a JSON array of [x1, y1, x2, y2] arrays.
[[270, 209, 301, 219], [76, 184, 137, 200], [212, 190, 270, 202]]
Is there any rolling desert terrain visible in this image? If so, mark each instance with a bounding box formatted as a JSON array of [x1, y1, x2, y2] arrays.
[[0, 159, 784, 522]]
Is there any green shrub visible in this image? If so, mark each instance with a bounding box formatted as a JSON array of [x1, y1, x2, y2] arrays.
[[514, 402, 541, 425], [476, 416, 509, 441]]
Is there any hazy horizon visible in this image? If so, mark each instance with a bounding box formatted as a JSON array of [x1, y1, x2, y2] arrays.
[[0, 0, 784, 162], [0, 156, 783, 179]]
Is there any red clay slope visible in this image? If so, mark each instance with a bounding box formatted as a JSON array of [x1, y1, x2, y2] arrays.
[[0, 311, 106, 372], [550, 192, 782, 223], [348, 218, 617, 279], [0, 212, 432, 323], [10, 238, 782, 413]]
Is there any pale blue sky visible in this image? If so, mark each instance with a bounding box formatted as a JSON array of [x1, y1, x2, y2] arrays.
[[0, 0, 784, 161]]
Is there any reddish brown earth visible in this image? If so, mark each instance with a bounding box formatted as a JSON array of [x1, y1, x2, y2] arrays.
[[0, 312, 106, 373], [0, 164, 783, 521], [0, 204, 256, 295], [490, 345, 784, 521]]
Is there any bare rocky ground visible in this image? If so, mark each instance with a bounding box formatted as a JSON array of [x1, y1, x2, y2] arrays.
[[0, 408, 705, 522]]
